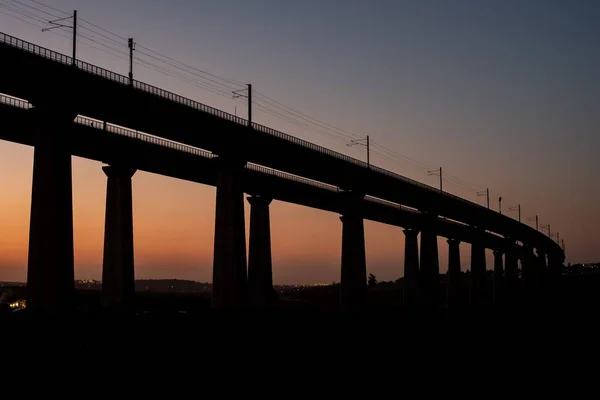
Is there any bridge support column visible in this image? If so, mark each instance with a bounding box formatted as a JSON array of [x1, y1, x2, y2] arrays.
[[247, 195, 276, 306], [339, 192, 366, 311], [419, 212, 439, 309], [26, 117, 75, 313], [504, 240, 519, 307], [536, 249, 547, 301], [447, 239, 461, 310], [493, 250, 504, 306], [470, 235, 487, 308], [547, 251, 565, 308], [403, 229, 419, 308], [101, 165, 136, 310], [521, 246, 535, 303], [212, 157, 248, 308]]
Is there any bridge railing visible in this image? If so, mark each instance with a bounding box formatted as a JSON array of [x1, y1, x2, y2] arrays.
[[0, 94, 31, 109], [365, 195, 416, 213], [71, 113, 341, 193], [0, 32, 511, 219], [73, 116, 216, 159], [247, 163, 339, 192]]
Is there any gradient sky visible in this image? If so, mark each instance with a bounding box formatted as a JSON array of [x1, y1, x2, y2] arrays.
[[0, 0, 598, 283]]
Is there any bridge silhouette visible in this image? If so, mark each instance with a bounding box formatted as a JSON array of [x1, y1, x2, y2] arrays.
[[0, 31, 564, 313]]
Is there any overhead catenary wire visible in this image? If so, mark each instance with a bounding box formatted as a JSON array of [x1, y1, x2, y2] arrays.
[[9, 0, 61, 19], [135, 42, 246, 88], [27, 0, 68, 16], [254, 90, 363, 141], [0, 1, 48, 24], [0, 8, 46, 28], [135, 48, 240, 92]]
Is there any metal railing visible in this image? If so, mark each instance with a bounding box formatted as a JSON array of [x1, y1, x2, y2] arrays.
[[74, 118, 342, 192], [247, 163, 339, 192], [73, 116, 216, 159], [0, 94, 31, 109], [365, 195, 416, 213], [0, 32, 561, 252]]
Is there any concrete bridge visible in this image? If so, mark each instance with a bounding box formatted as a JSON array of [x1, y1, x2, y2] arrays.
[[0, 31, 564, 313]]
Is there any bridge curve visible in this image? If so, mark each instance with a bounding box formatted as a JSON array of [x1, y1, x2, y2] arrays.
[[0, 31, 561, 259]]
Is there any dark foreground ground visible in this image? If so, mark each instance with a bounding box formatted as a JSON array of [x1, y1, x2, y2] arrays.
[[1, 280, 592, 382], [2, 272, 599, 315]]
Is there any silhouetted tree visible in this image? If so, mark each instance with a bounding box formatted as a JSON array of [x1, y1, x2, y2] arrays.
[[368, 273, 377, 288]]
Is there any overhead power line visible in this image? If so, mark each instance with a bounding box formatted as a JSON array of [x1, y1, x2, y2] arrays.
[[28, 0, 68, 16], [9, 0, 60, 19]]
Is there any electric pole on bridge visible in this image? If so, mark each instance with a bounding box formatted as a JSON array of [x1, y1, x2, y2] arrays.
[[128, 38, 136, 86], [552, 232, 560, 245], [347, 135, 370, 169], [498, 196, 502, 214], [248, 84, 252, 127], [42, 10, 78, 66], [477, 188, 490, 209], [232, 84, 253, 127], [509, 204, 521, 222], [427, 167, 442, 193], [526, 215, 539, 231], [73, 10, 77, 65], [541, 223, 551, 238]]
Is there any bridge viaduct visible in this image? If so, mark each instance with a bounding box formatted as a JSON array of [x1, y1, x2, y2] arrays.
[[0, 32, 565, 313]]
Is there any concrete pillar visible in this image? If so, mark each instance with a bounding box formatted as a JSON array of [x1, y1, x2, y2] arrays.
[[403, 228, 419, 308], [504, 240, 519, 306], [339, 192, 366, 311], [547, 251, 565, 307], [419, 212, 439, 308], [101, 165, 136, 309], [548, 252, 564, 278], [447, 239, 461, 309], [470, 236, 487, 308], [536, 249, 547, 300], [493, 250, 504, 306], [247, 195, 276, 306], [26, 118, 75, 313], [211, 157, 248, 308], [521, 246, 535, 301]]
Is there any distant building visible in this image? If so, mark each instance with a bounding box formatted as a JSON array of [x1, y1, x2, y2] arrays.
[[564, 263, 600, 275]]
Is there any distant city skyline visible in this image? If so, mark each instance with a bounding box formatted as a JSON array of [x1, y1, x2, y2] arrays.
[[0, 0, 598, 284]]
